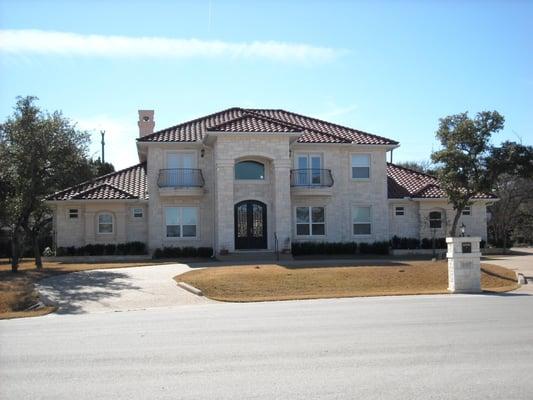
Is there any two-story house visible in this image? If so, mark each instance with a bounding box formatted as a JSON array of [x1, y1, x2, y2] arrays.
[[47, 108, 494, 256]]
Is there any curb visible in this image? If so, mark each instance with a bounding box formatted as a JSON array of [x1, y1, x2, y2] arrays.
[[177, 282, 203, 296]]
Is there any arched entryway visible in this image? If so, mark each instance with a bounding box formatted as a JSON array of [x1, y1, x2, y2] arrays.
[[234, 200, 267, 249]]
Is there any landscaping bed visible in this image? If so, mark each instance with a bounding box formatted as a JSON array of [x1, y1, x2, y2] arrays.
[[0, 259, 163, 319], [177, 261, 519, 302]]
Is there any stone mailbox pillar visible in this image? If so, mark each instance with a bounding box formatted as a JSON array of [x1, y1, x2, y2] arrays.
[[446, 237, 482, 293]]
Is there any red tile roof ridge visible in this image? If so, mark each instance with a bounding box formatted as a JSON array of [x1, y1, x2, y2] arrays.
[[206, 112, 303, 133], [71, 183, 137, 200]]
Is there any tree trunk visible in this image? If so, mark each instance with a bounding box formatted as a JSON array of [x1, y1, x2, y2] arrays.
[[449, 208, 462, 237], [10, 228, 20, 273], [33, 233, 43, 270]]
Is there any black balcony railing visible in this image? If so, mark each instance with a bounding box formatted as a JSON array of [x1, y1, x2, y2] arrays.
[[158, 168, 205, 188], [290, 169, 334, 187]]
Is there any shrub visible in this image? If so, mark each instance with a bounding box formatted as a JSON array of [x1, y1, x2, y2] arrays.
[[359, 241, 390, 255], [390, 236, 420, 250], [152, 246, 213, 259], [420, 238, 447, 249], [55, 242, 147, 256], [291, 242, 358, 256]]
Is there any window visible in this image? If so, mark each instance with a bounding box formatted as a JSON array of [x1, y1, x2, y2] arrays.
[[132, 208, 143, 218], [235, 161, 265, 180], [395, 206, 405, 216], [296, 207, 325, 236], [429, 211, 442, 229], [296, 154, 322, 185], [166, 152, 196, 186], [351, 154, 370, 179], [68, 209, 79, 219], [165, 207, 198, 238], [98, 213, 113, 234], [353, 206, 371, 235], [462, 206, 471, 216]]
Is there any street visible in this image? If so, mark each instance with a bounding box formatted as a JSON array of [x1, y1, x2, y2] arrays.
[[1, 293, 532, 399]]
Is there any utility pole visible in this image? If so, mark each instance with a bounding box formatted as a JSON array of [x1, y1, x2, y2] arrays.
[[100, 130, 105, 163]]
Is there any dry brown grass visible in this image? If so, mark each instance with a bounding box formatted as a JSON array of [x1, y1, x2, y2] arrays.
[[0, 258, 163, 319], [178, 261, 519, 302]]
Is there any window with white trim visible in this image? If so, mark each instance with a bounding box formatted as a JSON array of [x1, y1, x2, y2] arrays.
[[429, 211, 442, 229], [351, 154, 370, 179], [352, 206, 371, 235], [132, 207, 144, 218], [462, 206, 471, 216], [98, 213, 114, 234], [395, 206, 405, 216], [296, 206, 325, 236], [165, 207, 198, 238], [68, 209, 79, 219]]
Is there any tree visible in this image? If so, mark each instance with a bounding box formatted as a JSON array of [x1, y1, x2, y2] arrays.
[[487, 141, 533, 249], [430, 111, 505, 237], [0, 96, 91, 271], [395, 160, 436, 175], [89, 157, 115, 176]]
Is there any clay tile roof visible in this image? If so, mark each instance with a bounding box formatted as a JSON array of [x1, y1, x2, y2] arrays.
[[47, 163, 147, 201], [386, 163, 497, 200], [138, 107, 397, 145], [207, 114, 302, 133]]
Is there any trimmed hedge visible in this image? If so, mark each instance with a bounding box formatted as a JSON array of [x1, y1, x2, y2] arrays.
[[420, 238, 447, 249], [292, 241, 391, 256], [56, 241, 147, 256], [152, 246, 213, 259], [390, 236, 420, 250], [291, 242, 358, 256]]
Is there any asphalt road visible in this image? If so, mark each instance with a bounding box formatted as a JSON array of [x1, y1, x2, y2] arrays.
[[1, 293, 532, 400]]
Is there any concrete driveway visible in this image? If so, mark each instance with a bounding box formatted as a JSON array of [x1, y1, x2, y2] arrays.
[[482, 247, 533, 292], [37, 264, 211, 314]]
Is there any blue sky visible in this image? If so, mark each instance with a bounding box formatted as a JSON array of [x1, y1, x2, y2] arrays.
[[1, 0, 531, 169]]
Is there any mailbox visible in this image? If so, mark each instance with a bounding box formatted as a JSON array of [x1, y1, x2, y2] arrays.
[[446, 237, 482, 293]]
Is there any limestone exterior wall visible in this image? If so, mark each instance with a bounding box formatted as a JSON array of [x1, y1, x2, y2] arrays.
[[290, 144, 390, 243], [388, 200, 420, 239], [213, 135, 292, 252], [418, 200, 488, 240], [146, 143, 215, 252], [53, 201, 148, 248]]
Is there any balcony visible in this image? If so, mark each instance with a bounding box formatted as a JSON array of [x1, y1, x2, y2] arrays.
[[158, 168, 205, 197], [290, 169, 334, 196]]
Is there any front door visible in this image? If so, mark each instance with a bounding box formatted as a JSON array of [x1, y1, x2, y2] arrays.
[[234, 200, 267, 249]]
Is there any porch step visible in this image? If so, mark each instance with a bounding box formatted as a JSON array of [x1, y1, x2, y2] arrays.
[[217, 251, 293, 263]]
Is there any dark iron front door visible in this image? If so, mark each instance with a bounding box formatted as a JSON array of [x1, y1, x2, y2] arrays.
[[235, 200, 267, 249]]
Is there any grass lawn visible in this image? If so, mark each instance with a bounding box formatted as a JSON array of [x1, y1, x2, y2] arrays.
[[0, 259, 164, 319], [177, 261, 519, 302]]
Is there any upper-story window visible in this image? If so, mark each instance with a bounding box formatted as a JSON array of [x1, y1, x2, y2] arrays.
[[132, 207, 144, 218], [68, 209, 79, 219], [351, 154, 370, 179], [235, 161, 265, 180], [395, 206, 405, 216], [429, 211, 442, 229], [296, 154, 322, 185], [462, 206, 471, 216]]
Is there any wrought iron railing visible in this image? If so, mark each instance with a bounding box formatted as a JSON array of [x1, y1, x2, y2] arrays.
[[290, 169, 334, 187], [158, 168, 205, 188]]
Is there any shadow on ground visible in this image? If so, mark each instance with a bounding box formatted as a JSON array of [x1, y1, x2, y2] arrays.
[[37, 270, 141, 315]]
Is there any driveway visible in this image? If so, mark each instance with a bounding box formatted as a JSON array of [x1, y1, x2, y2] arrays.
[[37, 264, 211, 314], [482, 247, 533, 292]]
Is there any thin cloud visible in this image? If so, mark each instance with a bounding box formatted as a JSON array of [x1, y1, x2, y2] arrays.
[[317, 103, 358, 120], [0, 29, 342, 63]]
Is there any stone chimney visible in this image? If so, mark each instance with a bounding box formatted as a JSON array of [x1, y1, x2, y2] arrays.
[[138, 110, 155, 137]]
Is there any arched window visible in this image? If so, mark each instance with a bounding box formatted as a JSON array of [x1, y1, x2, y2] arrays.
[[98, 213, 114, 234], [429, 211, 442, 229], [235, 160, 265, 180]]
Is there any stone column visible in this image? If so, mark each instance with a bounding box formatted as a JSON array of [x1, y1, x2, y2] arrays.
[[446, 237, 482, 293], [273, 159, 292, 252], [215, 159, 235, 253]]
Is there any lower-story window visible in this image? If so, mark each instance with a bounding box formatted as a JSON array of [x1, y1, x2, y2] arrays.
[[98, 213, 114, 234], [296, 206, 325, 236], [165, 207, 198, 238], [352, 206, 371, 235]]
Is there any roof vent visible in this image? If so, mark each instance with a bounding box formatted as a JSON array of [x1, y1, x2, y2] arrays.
[[138, 110, 155, 137]]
